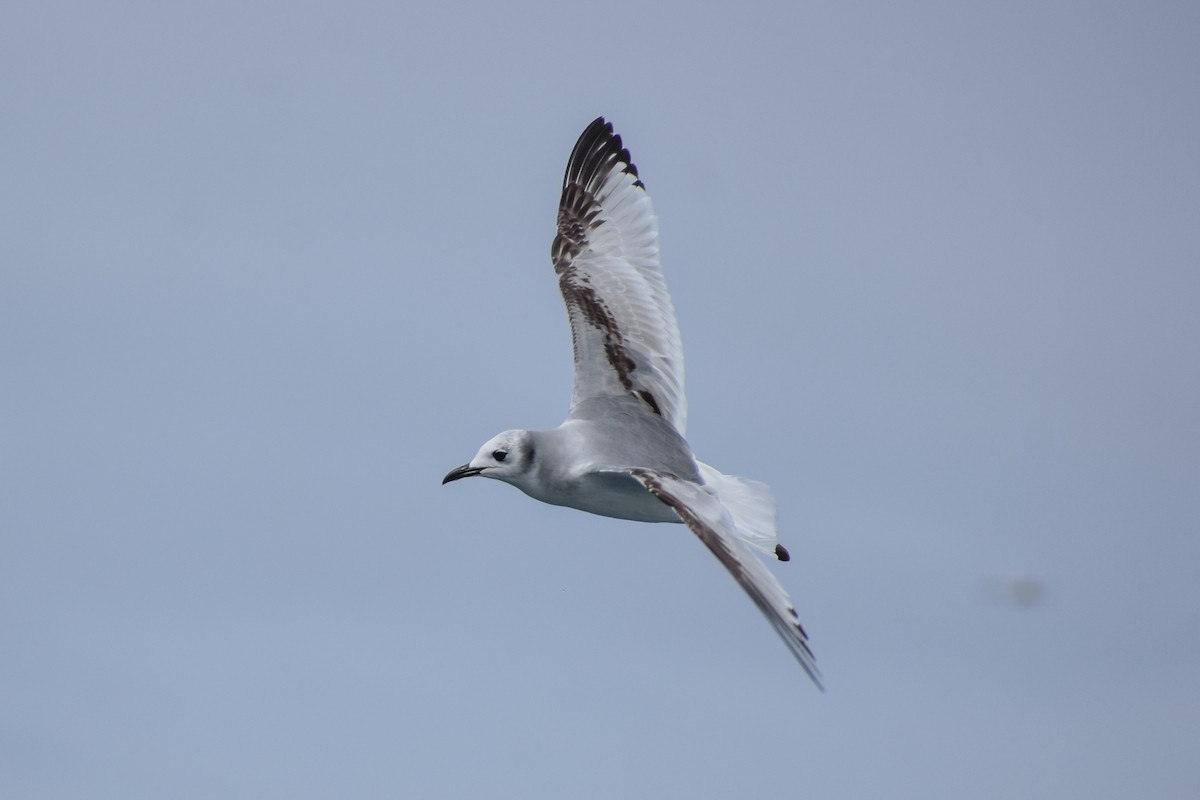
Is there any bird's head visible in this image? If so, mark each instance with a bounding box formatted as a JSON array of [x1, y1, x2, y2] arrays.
[[442, 429, 536, 487]]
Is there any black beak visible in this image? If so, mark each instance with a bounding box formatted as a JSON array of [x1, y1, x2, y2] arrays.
[[442, 464, 484, 484]]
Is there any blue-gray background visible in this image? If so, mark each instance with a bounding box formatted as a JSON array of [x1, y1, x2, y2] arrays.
[[3, 2, 1197, 797]]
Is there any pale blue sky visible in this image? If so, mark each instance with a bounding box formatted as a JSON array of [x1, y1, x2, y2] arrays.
[[2, 1, 1198, 797]]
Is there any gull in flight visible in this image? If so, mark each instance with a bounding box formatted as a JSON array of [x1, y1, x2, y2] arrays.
[[444, 118, 821, 688]]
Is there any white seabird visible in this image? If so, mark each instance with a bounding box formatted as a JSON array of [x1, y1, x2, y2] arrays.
[[444, 118, 821, 688]]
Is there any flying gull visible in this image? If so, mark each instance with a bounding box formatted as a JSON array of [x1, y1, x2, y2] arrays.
[[444, 118, 821, 688]]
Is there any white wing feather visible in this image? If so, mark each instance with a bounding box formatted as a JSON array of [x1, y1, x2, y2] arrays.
[[552, 118, 687, 435], [628, 468, 823, 689]]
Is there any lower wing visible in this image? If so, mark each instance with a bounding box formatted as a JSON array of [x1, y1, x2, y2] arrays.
[[627, 468, 823, 690]]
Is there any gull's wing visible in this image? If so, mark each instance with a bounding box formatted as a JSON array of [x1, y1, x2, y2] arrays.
[[629, 468, 823, 689], [552, 118, 687, 435]]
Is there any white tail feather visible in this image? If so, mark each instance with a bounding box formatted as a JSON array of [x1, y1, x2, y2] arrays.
[[695, 461, 784, 559]]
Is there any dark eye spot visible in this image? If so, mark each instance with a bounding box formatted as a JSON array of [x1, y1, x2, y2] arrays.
[[492, 450, 507, 462]]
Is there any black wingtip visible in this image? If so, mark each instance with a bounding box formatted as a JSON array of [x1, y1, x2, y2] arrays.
[[564, 116, 645, 192], [774, 544, 791, 561]]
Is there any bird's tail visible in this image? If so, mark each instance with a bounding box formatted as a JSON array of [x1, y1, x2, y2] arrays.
[[694, 461, 790, 561]]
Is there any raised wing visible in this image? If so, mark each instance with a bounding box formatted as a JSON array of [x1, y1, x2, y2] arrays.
[[552, 118, 687, 435], [629, 468, 823, 689]]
